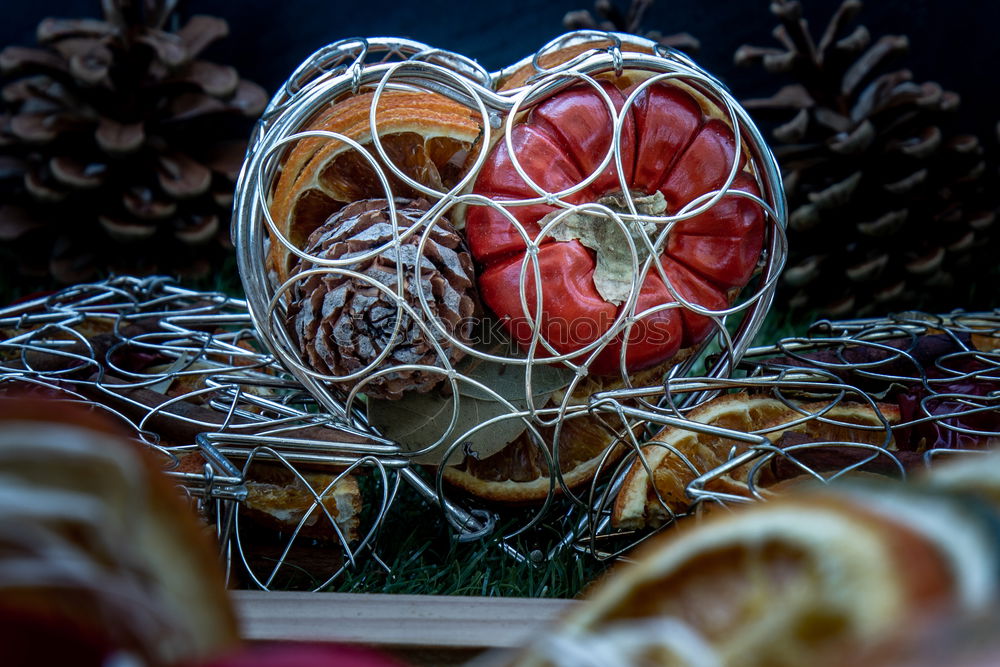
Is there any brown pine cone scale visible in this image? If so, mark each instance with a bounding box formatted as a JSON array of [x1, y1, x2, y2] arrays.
[[736, 0, 998, 316], [287, 198, 480, 401], [0, 2, 267, 283]]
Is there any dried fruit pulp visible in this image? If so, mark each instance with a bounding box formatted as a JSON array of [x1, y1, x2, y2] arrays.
[[268, 90, 482, 282], [613, 394, 900, 529], [441, 409, 629, 503], [518, 497, 955, 667]]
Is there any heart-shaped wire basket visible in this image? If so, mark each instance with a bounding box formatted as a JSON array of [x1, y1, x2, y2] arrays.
[[232, 31, 788, 526]]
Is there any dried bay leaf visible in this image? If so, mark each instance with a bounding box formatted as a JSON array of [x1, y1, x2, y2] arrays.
[[367, 331, 574, 465], [367, 390, 535, 465], [455, 352, 573, 402]]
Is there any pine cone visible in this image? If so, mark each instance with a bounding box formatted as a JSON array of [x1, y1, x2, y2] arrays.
[[0, 1, 267, 284], [735, 0, 998, 316], [287, 198, 480, 401], [563, 0, 700, 53]]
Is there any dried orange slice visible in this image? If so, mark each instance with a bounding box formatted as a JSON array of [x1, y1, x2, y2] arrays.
[[441, 408, 629, 503], [923, 451, 1000, 507], [441, 361, 675, 503], [613, 393, 901, 529], [516, 488, 996, 667], [244, 467, 362, 543], [0, 399, 237, 664], [174, 451, 362, 543], [267, 89, 483, 282]]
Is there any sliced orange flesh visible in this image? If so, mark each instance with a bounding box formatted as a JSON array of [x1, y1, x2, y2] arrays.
[[267, 89, 482, 282], [514, 495, 956, 667], [0, 400, 238, 664], [612, 394, 901, 529], [441, 409, 631, 503], [442, 360, 678, 503]]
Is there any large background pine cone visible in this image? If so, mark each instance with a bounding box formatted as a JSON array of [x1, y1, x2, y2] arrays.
[[287, 198, 480, 401], [0, 0, 267, 284], [735, 0, 998, 316], [563, 0, 701, 53]]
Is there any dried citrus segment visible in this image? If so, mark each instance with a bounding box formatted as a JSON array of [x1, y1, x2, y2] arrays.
[[613, 394, 794, 528], [0, 400, 237, 664], [442, 361, 674, 503], [613, 393, 900, 529], [516, 494, 965, 667], [923, 452, 1000, 507], [267, 89, 482, 281], [174, 451, 362, 542], [243, 467, 362, 543], [442, 409, 630, 503], [969, 330, 1000, 352]]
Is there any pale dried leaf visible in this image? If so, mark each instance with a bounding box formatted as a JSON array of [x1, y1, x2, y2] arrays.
[[454, 338, 573, 402], [368, 390, 533, 465], [544, 192, 666, 306]]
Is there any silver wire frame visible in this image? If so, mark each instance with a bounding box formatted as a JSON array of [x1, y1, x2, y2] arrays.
[[0, 33, 801, 589], [230, 32, 788, 551]]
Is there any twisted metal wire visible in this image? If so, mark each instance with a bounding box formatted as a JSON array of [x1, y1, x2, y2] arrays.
[[0, 32, 791, 585], [3, 280, 995, 585], [6, 34, 991, 592]]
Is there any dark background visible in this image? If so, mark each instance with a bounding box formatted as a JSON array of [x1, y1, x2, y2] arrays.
[[2, 1, 998, 143]]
